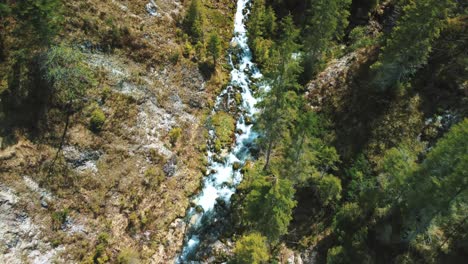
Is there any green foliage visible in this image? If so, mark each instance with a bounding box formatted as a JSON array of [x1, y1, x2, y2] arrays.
[[327, 246, 347, 264], [44, 44, 95, 106], [348, 26, 380, 51], [243, 167, 296, 243], [316, 175, 342, 207], [303, 0, 352, 80], [92, 234, 110, 264], [51, 208, 69, 231], [143, 167, 164, 189], [371, 0, 455, 90], [211, 111, 235, 150], [90, 108, 106, 132], [0, 0, 62, 123], [169, 127, 182, 146], [12, 0, 62, 48], [376, 146, 417, 203], [283, 110, 339, 185], [117, 248, 140, 264], [231, 233, 269, 264], [207, 32, 222, 65], [185, 0, 205, 43], [246, 0, 277, 66], [256, 15, 303, 170], [402, 119, 468, 240], [332, 202, 364, 241]]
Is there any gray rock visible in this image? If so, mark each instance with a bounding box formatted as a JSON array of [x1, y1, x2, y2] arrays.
[[40, 199, 48, 208], [163, 155, 177, 177]]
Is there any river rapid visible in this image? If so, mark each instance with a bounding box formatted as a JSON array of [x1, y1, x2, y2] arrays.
[[177, 0, 264, 262]]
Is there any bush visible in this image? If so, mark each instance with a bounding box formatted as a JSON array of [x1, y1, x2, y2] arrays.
[[211, 111, 235, 149], [327, 246, 347, 264], [348, 26, 379, 51], [90, 108, 106, 132], [143, 167, 165, 189], [117, 248, 140, 264], [51, 209, 69, 231], [168, 127, 182, 146], [231, 233, 269, 264]]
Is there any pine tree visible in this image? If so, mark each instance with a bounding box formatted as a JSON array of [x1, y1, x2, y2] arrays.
[[256, 15, 302, 170], [371, 0, 455, 90], [243, 174, 297, 243], [303, 0, 351, 80], [43, 44, 95, 169], [402, 119, 467, 241], [246, 0, 277, 66], [1, 0, 62, 117], [207, 32, 221, 65], [231, 233, 269, 264], [185, 0, 205, 43]]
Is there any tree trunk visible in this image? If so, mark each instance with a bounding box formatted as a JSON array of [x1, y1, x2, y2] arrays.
[[48, 103, 71, 174], [263, 138, 274, 171]]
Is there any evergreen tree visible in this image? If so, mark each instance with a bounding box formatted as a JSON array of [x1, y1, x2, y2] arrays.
[[207, 32, 221, 65], [43, 44, 95, 168], [283, 109, 339, 185], [246, 0, 277, 66], [256, 15, 302, 170], [1, 0, 62, 120], [316, 174, 342, 208], [44, 45, 94, 106], [231, 233, 269, 264], [185, 0, 205, 43], [243, 173, 297, 243], [402, 119, 467, 241], [303, 0, 351, 80], [371, 0, 455, 90]]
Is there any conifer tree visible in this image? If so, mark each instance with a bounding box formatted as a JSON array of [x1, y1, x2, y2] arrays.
[[207, 32, 221, 65], [185, 0, 205, 43], [371, 0, 455, 90], [256, 15, 302, 170], [402, 119, 467, 241], [1, 0, 62, 114], [231, 233, 269, 264], [247, 0, 277, 66], [303, 0, 351, 80], [243, 173, 296, 243]]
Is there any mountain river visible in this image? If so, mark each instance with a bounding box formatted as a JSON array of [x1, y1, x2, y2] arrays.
[[177, 0, 265, 262]]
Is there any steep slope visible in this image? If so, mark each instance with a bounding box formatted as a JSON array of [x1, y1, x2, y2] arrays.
[[0, 0, 236, 262]]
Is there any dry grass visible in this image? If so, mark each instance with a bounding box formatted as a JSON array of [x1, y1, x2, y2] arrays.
[[0, 0, 238, 262]]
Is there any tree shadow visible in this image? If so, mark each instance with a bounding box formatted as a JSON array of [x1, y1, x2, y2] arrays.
[[198, 61, 215, 81], [0, 56, 53, 147]]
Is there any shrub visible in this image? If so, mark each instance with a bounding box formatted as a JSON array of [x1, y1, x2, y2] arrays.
[[211, 111, 235, 149], [231, 233, 269, 264], [168, 127, 182, 146], [348, 26, 379, 51], [90, 108, 106, 132], [51, 209, 69, 231], [117, 248, 140, 264], [143, 167, 164, 189]]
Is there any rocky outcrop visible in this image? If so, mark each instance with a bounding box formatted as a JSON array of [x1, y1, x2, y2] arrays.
[[305, 47, 379, 111], [150, 218, 186, 264], [0, 185, 64, 264]]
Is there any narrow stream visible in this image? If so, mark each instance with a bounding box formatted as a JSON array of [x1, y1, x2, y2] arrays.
[[177, 0, 263, 262]]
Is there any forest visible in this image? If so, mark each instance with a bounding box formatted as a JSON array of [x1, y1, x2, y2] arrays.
[[229, 0, 467, 263], [0, 0, 466, 263]]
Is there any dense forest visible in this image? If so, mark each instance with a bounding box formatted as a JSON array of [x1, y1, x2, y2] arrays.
[[0, 0, 466, 263], [229, 0, 467, 263]]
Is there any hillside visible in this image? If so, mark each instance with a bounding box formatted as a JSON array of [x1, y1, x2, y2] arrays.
[[1, 0, 467, 263], [1, 0, 235, 262]]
